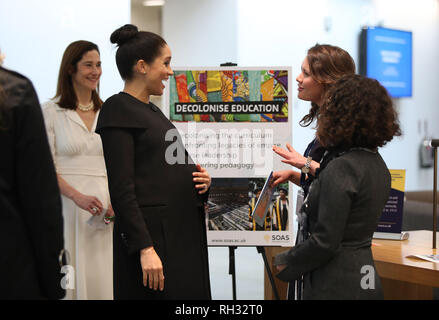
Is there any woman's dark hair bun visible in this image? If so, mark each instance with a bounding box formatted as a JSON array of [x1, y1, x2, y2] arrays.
[[110, 24, 139, 46]]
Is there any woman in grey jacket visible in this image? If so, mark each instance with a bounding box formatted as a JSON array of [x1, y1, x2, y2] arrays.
[[273, 74, 401, 299]]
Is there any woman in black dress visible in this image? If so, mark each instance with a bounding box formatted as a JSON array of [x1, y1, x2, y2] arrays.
[[96, 24, 211, 300], [274, 74, 401, 299]]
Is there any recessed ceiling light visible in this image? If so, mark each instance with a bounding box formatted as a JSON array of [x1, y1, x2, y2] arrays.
[[142, 0, 165, 6]]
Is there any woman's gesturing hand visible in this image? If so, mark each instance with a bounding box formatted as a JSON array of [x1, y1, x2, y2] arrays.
[[140, 247, 165, 291], [193, 164, 211, 194], [273, 144, 307, 169]]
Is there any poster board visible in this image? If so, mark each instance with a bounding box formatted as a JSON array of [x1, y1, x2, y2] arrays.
[[164, 67, 294, 246]]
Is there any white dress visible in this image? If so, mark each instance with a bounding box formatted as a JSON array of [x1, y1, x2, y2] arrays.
[[42, 100, 113, 300]]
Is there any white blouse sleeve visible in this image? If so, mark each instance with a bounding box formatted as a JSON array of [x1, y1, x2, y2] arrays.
[[41, 101, 57, 170]]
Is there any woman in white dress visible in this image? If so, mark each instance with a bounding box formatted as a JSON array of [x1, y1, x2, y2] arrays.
[[42, 40, 113, 300]]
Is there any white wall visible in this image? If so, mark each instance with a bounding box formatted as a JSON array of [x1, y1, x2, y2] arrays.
[[163, 0, 238, 66], [0, 0, 131, 103], [131, 3, 162, 35], [131, 3, 163, 107]]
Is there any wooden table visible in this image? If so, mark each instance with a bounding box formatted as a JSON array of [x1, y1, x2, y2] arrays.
[[264, 230, 439, 300], [264, 246, 290, 300], [372, 230, 439, 300]]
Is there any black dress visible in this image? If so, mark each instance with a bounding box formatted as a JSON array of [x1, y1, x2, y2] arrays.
[[0, 67, 64, 299], [300, 138, 326, 197], [96, 92, 211, 300]]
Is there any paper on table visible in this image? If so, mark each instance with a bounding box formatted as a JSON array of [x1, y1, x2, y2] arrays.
[[406, 254, 439, 263]]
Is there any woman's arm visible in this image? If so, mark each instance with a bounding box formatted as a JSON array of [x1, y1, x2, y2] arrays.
[[56, 175, 103, 216], [273, 144, 320, 177], [99, 127, 164, 291], [272, 170, 301, 187]]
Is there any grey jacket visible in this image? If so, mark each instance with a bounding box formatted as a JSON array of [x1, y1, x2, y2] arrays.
[[275, 149, 389, 299]]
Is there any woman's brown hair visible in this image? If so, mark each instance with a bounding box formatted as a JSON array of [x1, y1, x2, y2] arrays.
[[317, 74, 401, 149], [55, 40, 103, 111], [300, 44, 356, 127]]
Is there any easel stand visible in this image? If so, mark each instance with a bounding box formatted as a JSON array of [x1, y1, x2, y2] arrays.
[[227, 246, 280, 300], [257, 246, 280, 300], [228, 246, 237, 300], [220, 61, 279, 299]]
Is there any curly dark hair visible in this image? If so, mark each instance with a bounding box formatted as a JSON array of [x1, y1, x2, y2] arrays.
[[317, 74, 401, 149], [300, 44, 356, 127]]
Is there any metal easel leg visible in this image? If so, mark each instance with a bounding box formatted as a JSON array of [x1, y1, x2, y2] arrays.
[[229, 246, 237, 300], [256, 246, 280, 300]]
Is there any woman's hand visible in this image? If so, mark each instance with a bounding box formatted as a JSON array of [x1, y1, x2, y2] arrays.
[[193, 164, 211, 194], [273, 144, 307, 169], [104, 204, 115, 224], [72, 192, 104, 216], [105, 204, 115, 218], [140, 247, 164, 291], [271, 170, 294, 187]]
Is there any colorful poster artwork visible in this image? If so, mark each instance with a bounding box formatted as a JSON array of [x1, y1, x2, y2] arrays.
[[169, 69, 289, 122]]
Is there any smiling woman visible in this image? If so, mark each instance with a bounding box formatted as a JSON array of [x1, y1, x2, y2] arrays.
[[41, 40, 114, 300], [271, 44, 356, 300], [54, 41, 103, 112], [272, 44, 356, 196], [72, 50, 102, 106], [96, 24, 212, 300]]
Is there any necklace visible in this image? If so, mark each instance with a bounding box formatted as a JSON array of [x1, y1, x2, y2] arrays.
[[77, 101, 94, 112]]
